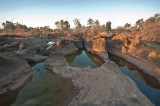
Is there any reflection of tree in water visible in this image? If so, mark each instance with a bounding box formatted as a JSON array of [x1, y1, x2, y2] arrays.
[[65, 50, 82, 63], [86, 51, 105, 67], [108, 52, 160, 89]]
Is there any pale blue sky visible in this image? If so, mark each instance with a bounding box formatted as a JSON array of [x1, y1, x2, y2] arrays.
[[0, 0, 159, 28]]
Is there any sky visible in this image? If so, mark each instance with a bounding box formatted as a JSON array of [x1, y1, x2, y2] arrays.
[[0, 0, 159, 29]]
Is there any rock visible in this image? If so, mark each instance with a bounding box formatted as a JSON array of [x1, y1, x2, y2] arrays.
[[45, 52, 67, 67], [74, 40, 83, 49], [0, 41, 19, 53], [46, 54, 153, 106], [82, 37, 93, 52], [19, 43, 25, 50], [93, 38, 106, 52], [56, 39, 72, 47], [16, 47, 47, 62], [148, 51, 157, 58], [22, 54, 47, 63], [148, 50, 160, 67], [121, 46, 128, 54], [0, 52, 31, 94]]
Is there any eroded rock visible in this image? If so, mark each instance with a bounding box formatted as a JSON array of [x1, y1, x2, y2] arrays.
[[45, 53, 153, 106], [93, 38, 106, 52], [0, 52, 32, 94], [121, 46, 128, 54], [16, 47, 47, 62]]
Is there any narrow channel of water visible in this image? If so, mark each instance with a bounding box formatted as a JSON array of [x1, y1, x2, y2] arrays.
[[65, 50, 104, 68], [108, 52, 160, 106]]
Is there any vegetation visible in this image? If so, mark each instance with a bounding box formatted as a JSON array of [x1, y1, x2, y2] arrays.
[[1, 21, 52, 36], [140, 40, 160, 50], [0, 13, 160, 44], [106, 21, 111, 31]]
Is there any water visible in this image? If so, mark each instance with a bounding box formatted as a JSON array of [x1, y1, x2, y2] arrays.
[[0, 62, 79, 106], [65, 50, 104, 68], [108, 52, 160, 106]]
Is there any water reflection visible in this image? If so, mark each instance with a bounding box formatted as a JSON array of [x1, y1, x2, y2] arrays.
[[11, 62, 79, 106], [0, 76, 33, 106], [108, 52, 160, 106], [0, 62, 79, 106], [65, 50, 104, 68]]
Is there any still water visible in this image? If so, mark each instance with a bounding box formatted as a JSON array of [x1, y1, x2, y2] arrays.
[[108, 52, 160, 106], [65, 50, 104, 68], [0, 62, 79, 106]]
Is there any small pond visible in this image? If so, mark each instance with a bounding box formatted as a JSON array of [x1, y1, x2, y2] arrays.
[[108, 52, 160, 106], [65, 50, 105, 68], [0, 62, 79, 106]]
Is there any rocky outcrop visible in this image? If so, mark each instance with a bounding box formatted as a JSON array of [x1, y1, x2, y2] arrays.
[[0, 52, 32, 94], [81, 37, 107, 59], [45, 52, 67, 67], [56, 39, 79, 55], [82, 37, 93, 52], [73, 40, 83, 49], [121, 46, 128, 54], [148, 50, 160, 68], [56, 39, 72, 47], [109, 33, 160, 82], [45, 52, 153, 106], [16, 47, 47, 62], [93, 38, 106, 52]]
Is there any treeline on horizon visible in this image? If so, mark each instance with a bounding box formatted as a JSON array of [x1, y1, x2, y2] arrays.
[[0, 13, 160, 39]]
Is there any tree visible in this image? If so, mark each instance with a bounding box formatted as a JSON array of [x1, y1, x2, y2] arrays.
[[2, 21, 16, 31], [74, 18, 82, 29], [87, 18, 94, 27], [55, 21, 60, 29], [40, 26, 51, 36], [135, 19, 144, 30], [106, 21, 111, 31], [124, 23, 131, 29], [63, 21, 70, 30], [60, 20, 64, 30], [94, 20, 100, 26], [55, 20, 70, 32], [73, 18, 83, 35]]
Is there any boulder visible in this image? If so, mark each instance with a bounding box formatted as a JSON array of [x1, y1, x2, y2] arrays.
[[93, 38, 106, 52], [45, 52, 67, 67]]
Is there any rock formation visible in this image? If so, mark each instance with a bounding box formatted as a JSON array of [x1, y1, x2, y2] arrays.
[[93, 38, 106, 52]]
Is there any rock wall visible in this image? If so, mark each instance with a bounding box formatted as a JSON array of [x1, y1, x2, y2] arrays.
[[93, 38, 106, 52]]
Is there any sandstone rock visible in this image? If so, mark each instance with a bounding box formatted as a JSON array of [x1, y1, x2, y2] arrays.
[[148, 51, 157, 58], [83, 39, 93, 52], [74, 40, 83, 49], [0, 52, 31, 94], [19, 43, 25, 50], [45, 54, 153, 106], [121, 46, 128, 54], [16, 47, 47, 62], [148, 51, 160, 67], [93, 38, 106, 52], [45, 52, 67, 67], [56, 39, 72, 47]]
